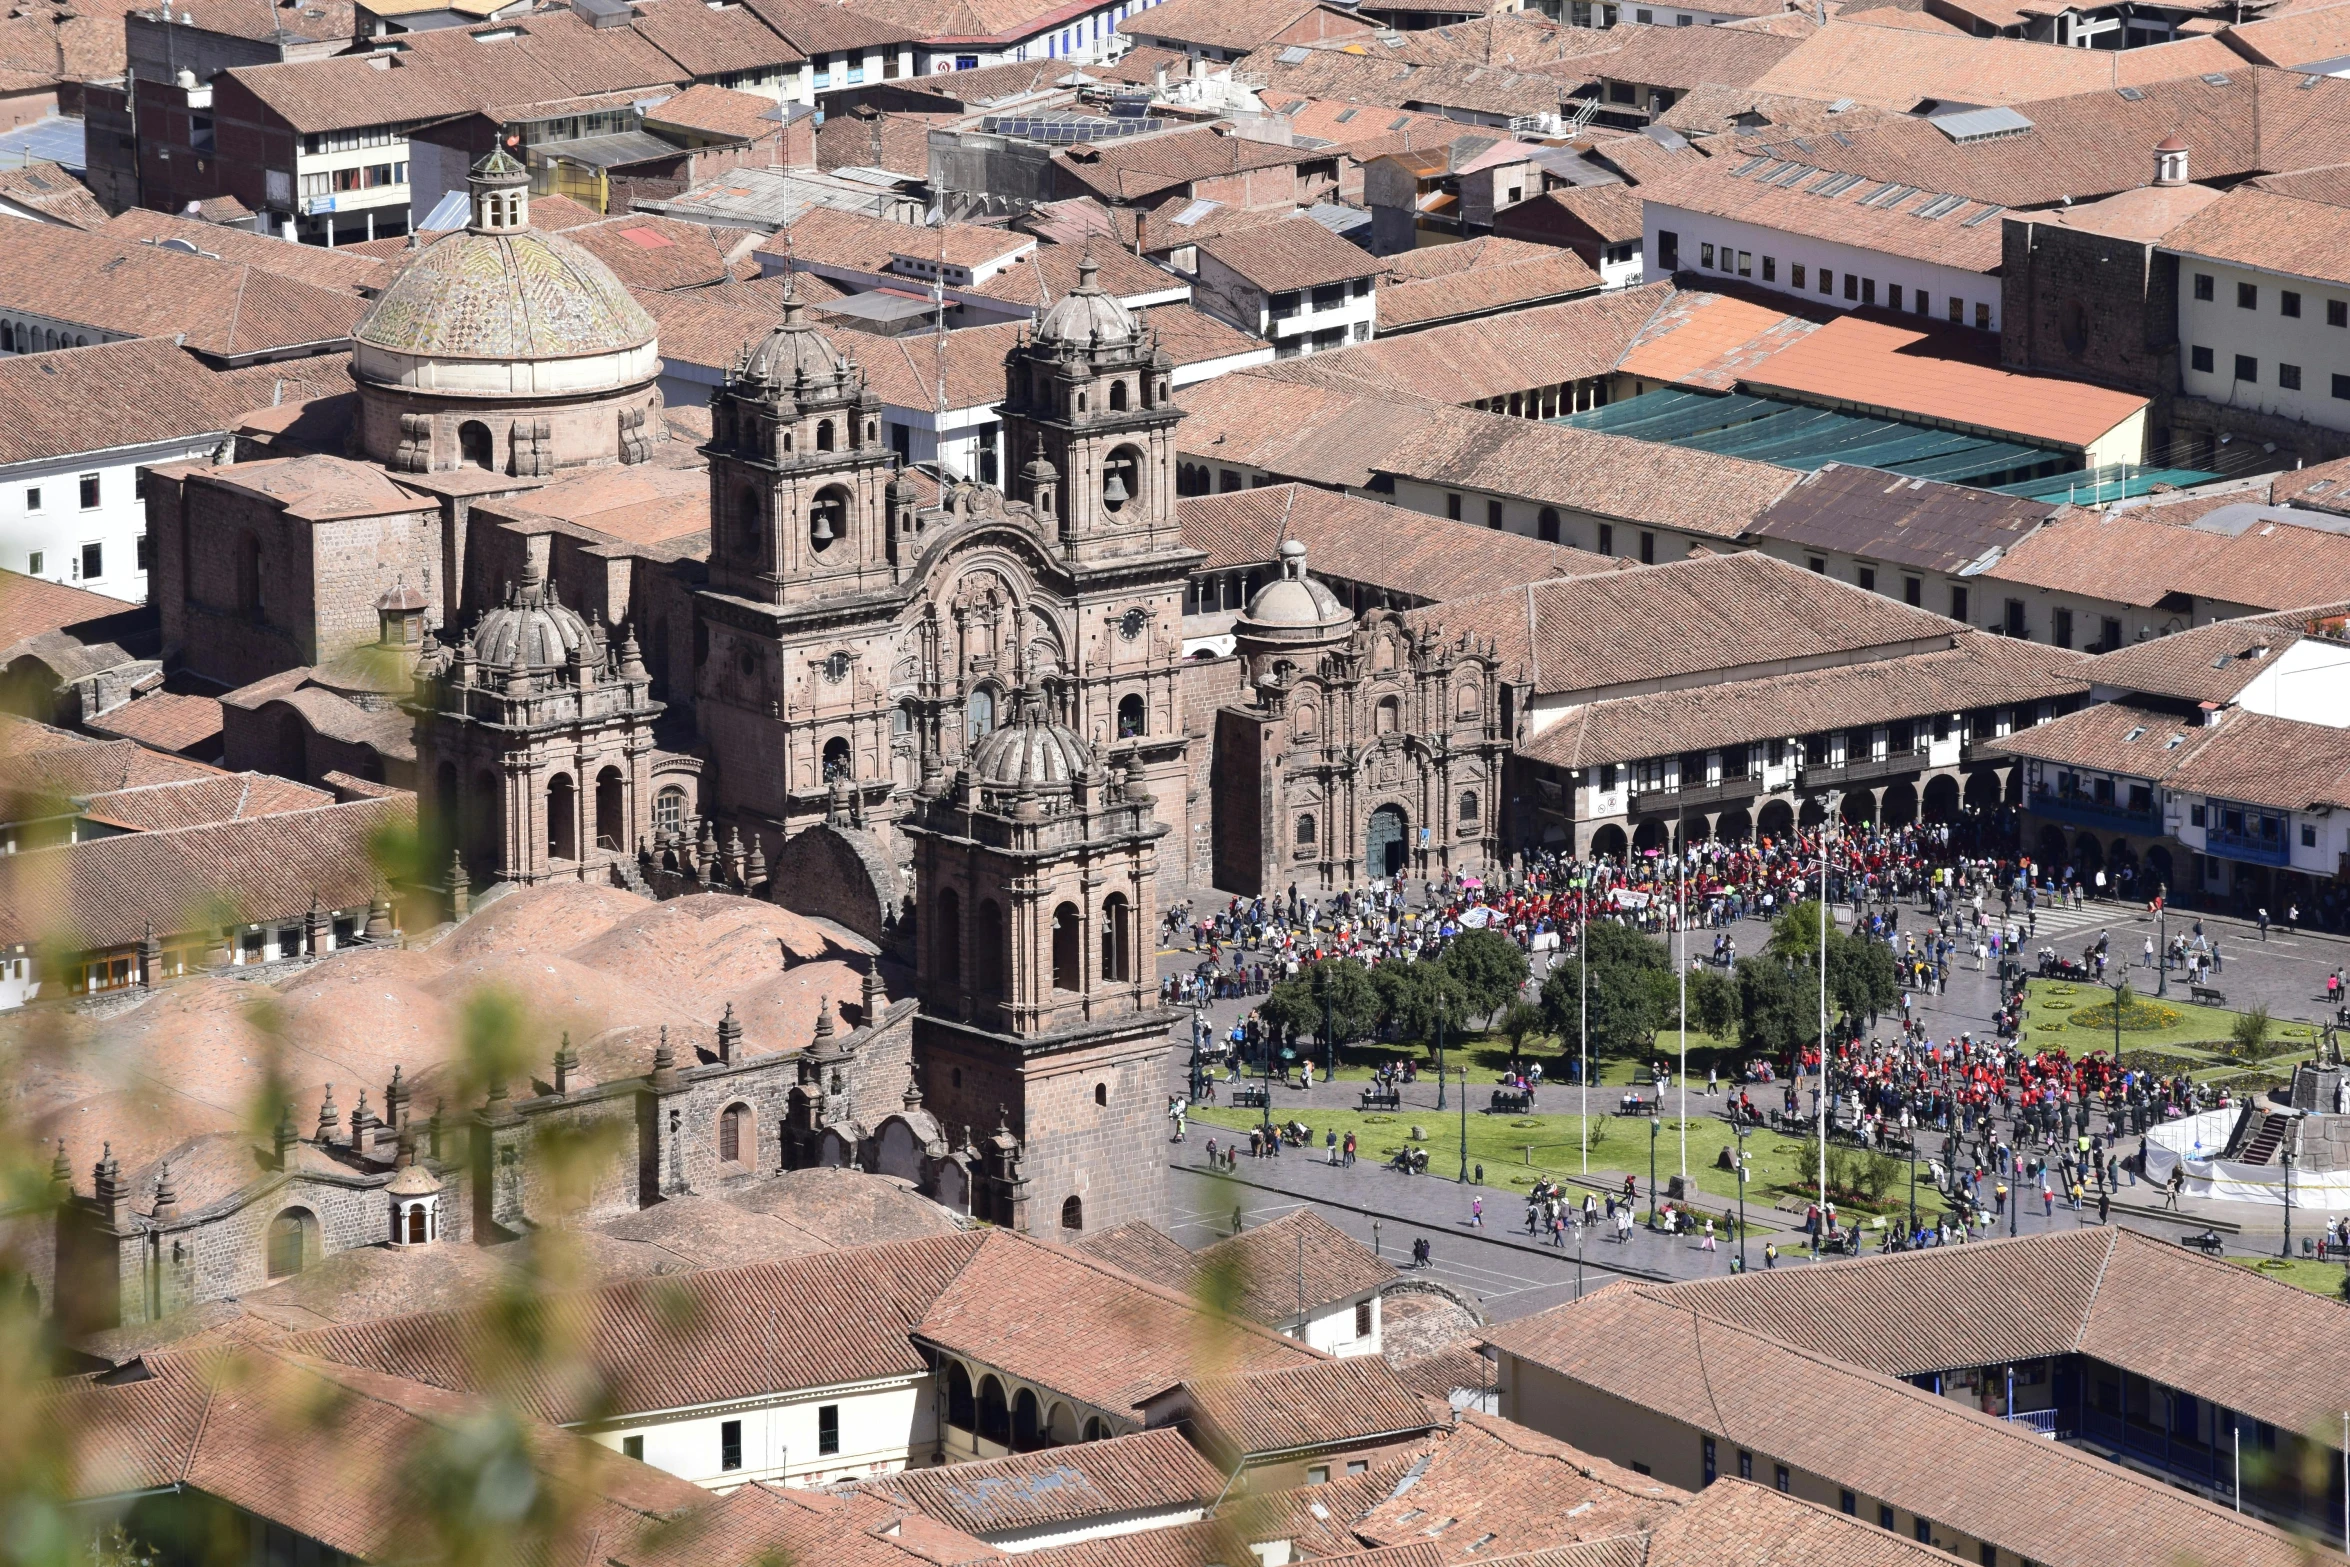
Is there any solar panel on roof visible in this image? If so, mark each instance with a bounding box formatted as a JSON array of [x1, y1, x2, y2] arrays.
[[1278, 45, 1310, 62], [1731, 153, 1772, 176], [1810, 172, 1864, 197], [1390, 114, 1412, 128], [1334, 107, 1358, 122], [1931, 105, 2032, 143], [1913, 194, 1967, 220], [1959, 204, 2006, 227], [1771, 163, 1812, 186]]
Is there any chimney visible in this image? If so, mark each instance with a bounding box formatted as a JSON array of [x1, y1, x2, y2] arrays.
[[2154, 136, 2188, 188]]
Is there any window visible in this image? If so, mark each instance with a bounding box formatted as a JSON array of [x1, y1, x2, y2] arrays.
[[1761, 256, 1775, 282], [2237, 280, 2258, 309], [718, 1103, 749, 1163], [136, 534, 150, 573], [2334, 299, 2349, 327], [24, 487, 39, 512], [1657, 229, 1678, 268], [77, 473, 97, 509], [654, 786, 686, 836], [1597, 523, 1614, 554], [1879, 1505, 1896, 1530], [1638, 531, 1655, 564], [25, 552, 39, 576], [1774, 1464, 1790, 1493], [2193, 273, 2214, 301], [1791, 263, 1806, 289], [1979, 1547, 1996, 1567], [2193, 346, 2215, 374], [1737, 250, 1751, 278], [1702, 1438, 1717, 1486], [1903, 576, 1921, 607], [2100, 616, 2121, 649], [1700, 242, 1714, 268], [2335, 373, 2350, 400], [79, 542, 100, 581], [1975, 302, 1991, 330], [1347, 1460, 1369, 1475], [2191, 803, 2206, 827], [1948, 295, 1962, 323], [1446, 492, 1462, 521], [1840, 1491, 1857, 1516], [1537, 506, 1559, 542], [1458, 790, 1478, 823], [1915, 1520, 1933, 1544], [1807, 556, 1826, 573], [1354, 1299, 1373, 1337], [1297, 813, 1316, 845], [1861, 278, 1875, 306], [1844, 272, 1859, 302], [1737, 1450, 1753, 1480], [622, 1436, 644, 1461], [2053, 607, 2072, 648], [818, 1404, 841, 1455], [721, 1420, 743, 1472], [1857, 566, 1875, 591], [2235, 353, 2258, 382], [1486, 498, 1504, 529], [1306, 1465, 1330, 1485], [2304, 823, 2319, 847], [2284, 289, 2303, 318], [2004, 599, 2025, 637], [1819, 269, 1834, 296], [1950, 586, 1969, 622], [2283, 363, 2304, 390]]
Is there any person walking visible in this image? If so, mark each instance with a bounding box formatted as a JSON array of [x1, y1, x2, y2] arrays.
[[1470, 1195, 1484, 1228], [1343, 1130, 1357, 1167], [1702, 1217, 1717, 1255], [2096, 1185, 2109, 1224], [2163, 1167, 2184, 1210]]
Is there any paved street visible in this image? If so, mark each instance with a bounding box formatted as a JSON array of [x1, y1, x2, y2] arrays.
[[1149, 887, 2350, 1319]]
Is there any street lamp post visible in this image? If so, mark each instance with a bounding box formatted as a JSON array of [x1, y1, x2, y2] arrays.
[[1321, 970, 1336, 1081], [1579, 897, 1589, 1173], [1435, 1012, 1448, 1111], [1816, 792, 1841, 1225], [1648, 1115, 1660, 1225], [1458, 1066, 1470, 1183], [2155, 883, 2168, 999], [1678, 836, 1688, 1185], [1574, 1215, 1585, 1300], [1261, 1028, 1274, 1137], [2283, 1122, 2298, 1260], [2107, 978, 2126, 1066], [1735, 1117, 1751, 1272]]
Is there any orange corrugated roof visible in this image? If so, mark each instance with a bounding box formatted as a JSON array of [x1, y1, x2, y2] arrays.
[[1740, 315, 2145, 449], [1618, 292, 1798, 385]]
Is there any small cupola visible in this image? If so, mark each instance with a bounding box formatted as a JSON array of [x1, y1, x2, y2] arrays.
[[469, 143, 531, 234], [2154, 136, 2189, 188]]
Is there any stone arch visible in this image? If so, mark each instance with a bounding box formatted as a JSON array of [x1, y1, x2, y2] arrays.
[[458, 420, 494, 470], [1590, 823, 1628, 860], [772, 821, 898, 942], [1048, 1401, 1080, 1445], [977, 1375, 1010, 1445], [1922, 774, 1960, 823], [1013, 1386, 1045, 1450], [1717, 806, 1752, 842], [1051, 902, 1081, 992], [470, 769, 501, 870], [1366, 802, 1409, 879], [1632, 819, 1666, 854], [946, 1361, 977, 1430], [1537, 506, 1560, 542], [1756, 799, 1793, 842], [1797, 797, 1825, 830], [874, 1116, 926, 1181], [1100, 893, 1131, 981], [816, 417, 837, 452], [822, 735, 852, 782], [266, 1207, 319, 1279], [810, 484, 848, 554], [1102, 443, 1143, 516], [2147, 844, 2175, 893], [2073, 832, 2103, 872], [2036, 824, 2067, 867], [735, 487, 764, 555], [1117, 692, 1144, 738], [595, 766, 626, 852], [1060, 1193, 1083, 1232], [547, 773, 578, 861], [1964, 768, 2004, 813], [1881, 780, 1918, 826], [1083, 1415, 1110, 1441], [1108, 378, 1129, 412], [1840, 792, 1873, 826], [935, 884, 963, 982]]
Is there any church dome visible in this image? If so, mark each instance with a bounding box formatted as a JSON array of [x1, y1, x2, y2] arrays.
[[468, 561, 592, 669], [352, 149, 657, 399], [1035, 258, 1139, 349], [1238, 541, 1350, 639], [969, 683, 1092, 788], [739, 288, 856, 393]]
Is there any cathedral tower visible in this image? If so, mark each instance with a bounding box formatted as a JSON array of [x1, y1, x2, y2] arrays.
[[902, 678, 1170, 1235]]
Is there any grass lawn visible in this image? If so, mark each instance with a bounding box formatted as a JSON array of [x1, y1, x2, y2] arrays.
[[2228, 1254, 2350, 1300], [2020, 980, 2323, 1068], [1265, 1029, 1747, 1089], [1191, 1100, 1953, 1225]]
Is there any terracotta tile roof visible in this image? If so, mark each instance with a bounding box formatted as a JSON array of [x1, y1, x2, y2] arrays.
[[1748, 19, 2242, 108], [1503, 186, 1645, 247], [478, 463, 712, 552], [1747, 463, 2058, 573], [0, 223, 364, 360], [0, 722, 223, 801], [2161, 184, 2350, 289], [1414, 550, 1955, 697], [81, 693, 226, 757], [192, 454, 428, 523], [644, 83, 801, 143], [1253, 283, 1672, 407], [1174, 1357, 1440, 1460], [1738, 66, 2350, 211], [756, 205, 1004, 276], [1990, 697, 2211, 777], [0, 569, 128, 650], [1742, 315, 2147, 451], [1616, 287, 1819, 390], [1173, 373, 1455, 490], [746, 0, 926, 54], [1137, 301, 1266, 369], [1642, 156, 2006, 271], [1196, 1209, 1397, 1325], [1197, 217, 1382, 293], [2077, 609, 2332, 702], [2016, 179, 2224, 244], [0, 161, 108, 230], [2221, 0, 2350, 66], [73, 772, 332, 833], [555, 211, 763, 293], [1351, 1412, 1684, 1559], [1121, 0, 1364, 52], [818, 108, 964, 177], [633, 0, 806, 76], [1376, 252, 1600, 333], [2161, 706, 2350, 810], [1072, 1218, 1204, 1284], [0, 793, 409, 950], [1245, 49, 1594, 122], [1485, 1286, 2339, 1567], [1982, 503, 2350, 611], [1375, 406, 1799, 542], [54, 1344, 706, 1562], [1019, 1516, 1258, 1567], [968, 238, 1179, 308], [0, 338, 315, 467], [288, 1230, 990, 1424], [917, 1229, 1323, 1415], [850, 1428, 1224, 1536], [1055, 127, 1319, 204], [1522, 631, 2090, 769], [1625, 1478, 1981, 1567], [1580, 23, 1802, 90], [1271, 98, 1463, 156], [98, 209, 386, 297], [1180, 483, 1618, 603]]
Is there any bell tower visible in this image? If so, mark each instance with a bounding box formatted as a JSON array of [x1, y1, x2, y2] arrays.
[[999, 260, 1184, 566], [702, 288, 896, 608], [902, 679, 1171, 1235]]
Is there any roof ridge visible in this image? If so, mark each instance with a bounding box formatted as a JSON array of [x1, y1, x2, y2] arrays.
[[2071, 1225, 2121, 1354], [225, 264, 250, 354]]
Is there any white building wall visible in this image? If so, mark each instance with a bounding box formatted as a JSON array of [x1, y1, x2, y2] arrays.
[[590, 1374, 930, 1491], [2232, 636, 2350, 724], [1642, 200, 2003, 334], [0, 438, 218, 603], [1381, 476, 1709, 569], [1293, 1290, 1380, 1357], [2174, 253, 2350, 434]]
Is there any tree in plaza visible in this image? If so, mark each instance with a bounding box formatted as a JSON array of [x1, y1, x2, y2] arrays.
[[1684, 964, 1739, 1042], [1442, 927, 1532, 1025], [1734, 952, 1812, 1057], [1373, 956, 1472, 1052], [1538, 919, 1672, 1063], [1498, 999, 1546, 1069], [1262, 956, 1380, 1050], [1765, 900, 1899, 1024]]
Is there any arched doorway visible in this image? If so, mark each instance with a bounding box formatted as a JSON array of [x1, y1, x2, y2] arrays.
[[1717, 807, 1752, 843], [1881, 781, 1918, 826], [2147, 844, 2175, 894], [595, 766, 625, 853], [1756, 800, 1794, 842], [2036, 825, 2066, 868], [977, 1376, 1010, 1446], [946, 1362, 976, 1431], [1963, 769, 2002, 814], [1840, 792, 1874, 827], [266, 1208, 317, 1279], [1589, 823, 1627, 860], [1365, 803, 1408, 879], [1631, 819, 1666, 854], [547, 774, 577, 861], [458, 420, 493, 470], [1797, 798, 1824, 830], [1012, 1388, 1045, 1450], [1061, 1194, 1083, 1231], [2073, 833, 2103, 875]]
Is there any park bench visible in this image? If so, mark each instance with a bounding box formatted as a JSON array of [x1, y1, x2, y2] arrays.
[[1360, 1087, 1402, 1112], [2191, 984, 2226, 1006], [1490, 1087, 1532, 1115], [1232, 1084, 1269, 1110], [1617, 1093, 1657, 1117]]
